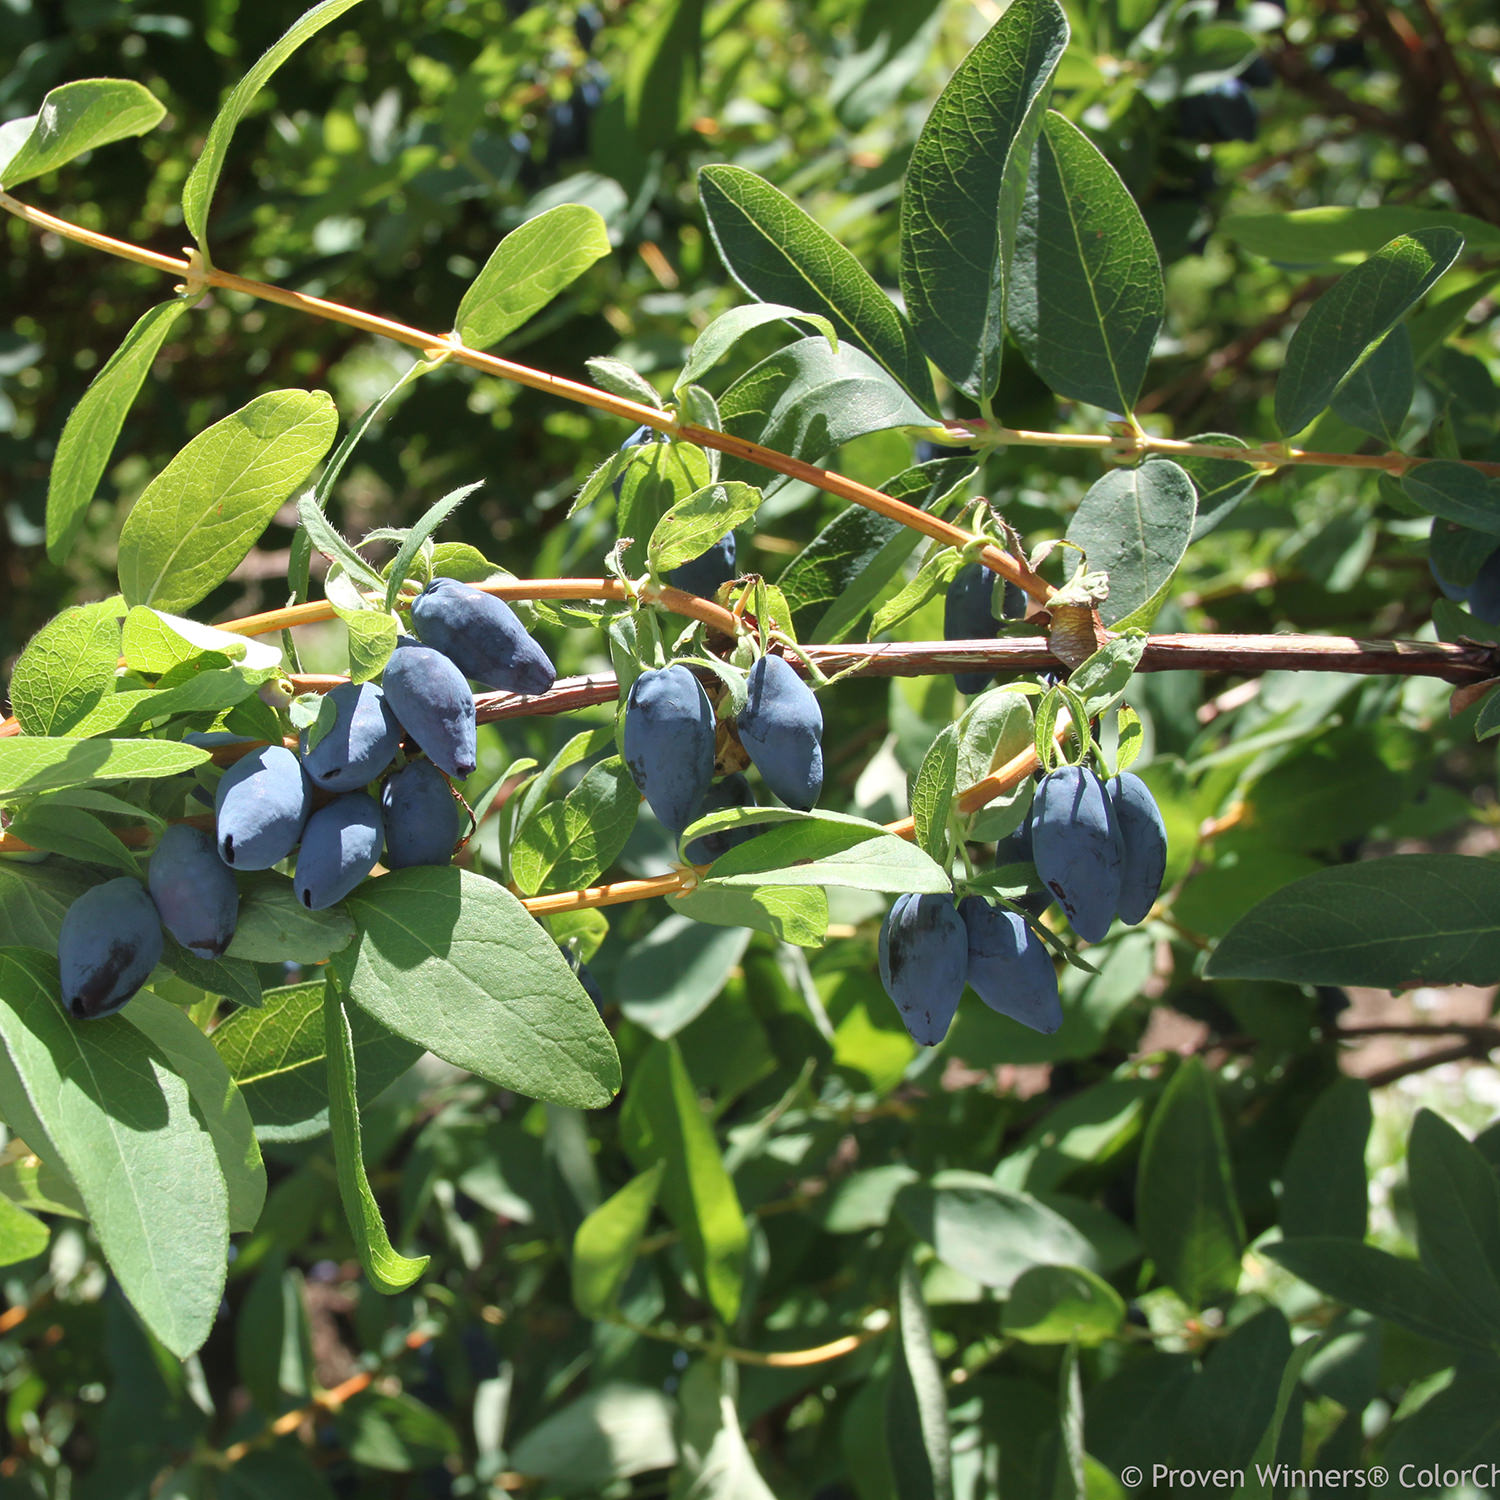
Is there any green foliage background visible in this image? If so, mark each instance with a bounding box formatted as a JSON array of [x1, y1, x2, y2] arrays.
[[2, 0, 1499, 1496]]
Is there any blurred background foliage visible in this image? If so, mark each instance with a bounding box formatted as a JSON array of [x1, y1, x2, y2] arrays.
[[3, 0, 1500, 1494]]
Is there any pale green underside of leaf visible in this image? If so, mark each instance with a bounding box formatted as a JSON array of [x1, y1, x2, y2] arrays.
[[0, 737, 209, 800], [0, 949, 228, 1358], [334, 868, 621, 1106], [1220, 205, 1499, 267]]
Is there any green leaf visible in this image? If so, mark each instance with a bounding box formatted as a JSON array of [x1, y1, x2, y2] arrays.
[[1219, 205, 1500, 267], [7, 597, 125, 737], [1178, 432, 1261, 540], [885, 1257, 953, 1500], [624, 0, 704, 151], [0, 858, 95, 951], [587, 356, 665, 409], [46, 302, 190, 562], [700, 164, 936, 411], [1401, 460, 1500, 536], [1281, 1076, 1371, 1241], [895, 1173, 1099, 1290], [1063, 633, 1147, 721], [869, 545, 965, 636], [719, 337, 934, 475], [1206, 854, 1500, 988], [0, 78, 165, 188], [673, 883, 829, 949], [381, 480, 483, 611], [616, 915, 752, 1040], [511, 756, 640, 898], [1008, 110, 1165, 416], [1408, 1109, 1500, 1335], [1330, 324, 1413, 445], [323, 979, 428, 1293], [615, 439, 712, 573], [898, 0, 1068, 401], [181, 0, 370, 249], [118, 390, 338, 610], [1136, 1058, 1244, 1309], [956, 684, 1036, 790], [509, 1384, 678, 1489], [620, 1039, 748, 1324], [213, 980, 421, 1143], [1263, 1238, 1495, 1354], [671, 1361, 777, 1500], [4, 802, 140, 878], [0, 1192, 48, 1267], [676, 303, 837, 393], [124, 992, 265, 1234], [455, 205, 611, 351], [236, 1251, 312, 1412], [225, 874, 357, 965], [334, 868, 620, 1107], [700, 812, 952, 895], [912, 722, 959, 862], [0, 736, 209, 799], [571, 1162, 664, 1318], [1065, 460, 1197, 629], [1274, 227, 1464, 436], [1001, 1265, 1125, 1345], [0, 949, 228, 1358], [1378, 1373, 1500, 1486], [120, 606, 281, 677], [334, 599, 400, 683], [65, 667, 261, 739], [648, 482, 761, 576]]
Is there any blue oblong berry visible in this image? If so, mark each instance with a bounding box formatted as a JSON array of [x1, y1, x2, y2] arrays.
[[58, 878, 164, 1019], [214, 745, 312, 870], [381, 761, 461, 869], [411, 577, 556, 696], [294, 793, 385, 910], [878, 893, 968, 1046], [381, 637, 478, 779], [1107, 772, 1168, 925], [623, 665, 716, 835], [1030, 766, 1123, 944], [959, 896, 1061, 1034], [149, 824, 239, 958], [736, 655, 823, 810], [299, 681, 401, 792]]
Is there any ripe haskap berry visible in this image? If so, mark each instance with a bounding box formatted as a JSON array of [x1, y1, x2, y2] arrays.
[[381, 761, 461, 869], [959, 896, 1061, 1034], [148, 825, 239, 958], [1031, 766, 1123, 943], [943, 564, 1024, 695], [411, 578, 556, 696], [666, 533, 737, 599], [215, 745, 312, 870], [382, 638, 478, 779], [736, 655, 824, 810], [299, 681, 401, 792], [623, 665, 716, 834], [294, 793, 385, 910], [58, 878, 164, 1019], [878, 893, 968, 1046], [684, 773, 760, 864], [1107, 773, 1168, 925]]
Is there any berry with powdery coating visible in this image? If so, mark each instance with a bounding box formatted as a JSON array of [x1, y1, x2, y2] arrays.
[[736, 654, 824, 810], [58, 878, 164, 1020], [381, 761, 461, 869], [1107, 772, 1168, 925], [294, 793, 385, 910], [149, 825, 239, 959], [298, 680, 400, 792], [959, 896, 1061, 1034], [214, 745, 312, 870], [382, 637, 478, 779], [1031, 765, 1123, 944], [411, 577, 556, 696], [878, 893, 968, 1046], [623, 665, 716, 834]]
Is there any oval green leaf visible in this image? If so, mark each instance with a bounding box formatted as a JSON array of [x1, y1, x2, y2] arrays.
[[0, 78, 165, 189]]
